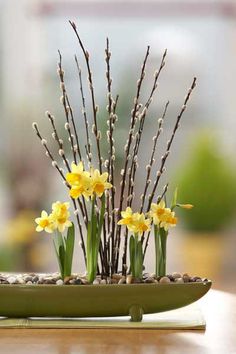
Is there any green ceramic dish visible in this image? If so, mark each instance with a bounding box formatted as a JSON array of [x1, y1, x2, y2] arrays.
[[0, 281, 211, 321]]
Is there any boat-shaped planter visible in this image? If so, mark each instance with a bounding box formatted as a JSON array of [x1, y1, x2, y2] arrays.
[[0, 280, 212, 321]]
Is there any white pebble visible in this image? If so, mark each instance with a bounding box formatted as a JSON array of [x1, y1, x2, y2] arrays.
[[7, 276, 17, 284], [175, 278, 184, 283], [56, 279, 64, 286]]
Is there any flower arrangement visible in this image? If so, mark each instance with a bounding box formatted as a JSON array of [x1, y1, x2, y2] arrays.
[[33, 21, 196, 284]]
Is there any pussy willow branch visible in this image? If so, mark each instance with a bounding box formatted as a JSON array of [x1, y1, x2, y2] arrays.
[[121, 99, 169, 276], [74, 55, 92, 166], [58, 51, 88, 225], [107, 94, 119, 275], [32, 122, 86, 264], [127, 49, 167, 209], [120, 49, 167, 275], [57, 51, 78, 164], [140, 101, 169, 212], [114, 46, 150, 272], [69, 21, 103, 173], [146, 77, 197, 212], [104, 37, 119, 275], [45, 111, 88, 227], [45, 111, 70, 171]]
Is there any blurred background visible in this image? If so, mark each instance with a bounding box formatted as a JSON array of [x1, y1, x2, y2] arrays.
[[0, 0, 235, 292]]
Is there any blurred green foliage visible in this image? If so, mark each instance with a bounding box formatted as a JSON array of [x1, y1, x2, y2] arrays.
[[177, 132, 236, 232]]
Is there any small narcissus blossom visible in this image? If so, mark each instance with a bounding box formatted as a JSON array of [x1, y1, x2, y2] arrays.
[[66, 162, 92, 200], [69, 184, 92, 201], [159, 209, 178, 231], [35, 211, 56, 233], [51, 201, 72, 232], [149, 200, 167, 225], [117, 207, 137, 232], [118, 209, 151, 235], [131, 213, 151, 235], [66, 162, 90, 186], [90, 168, 112, 197]]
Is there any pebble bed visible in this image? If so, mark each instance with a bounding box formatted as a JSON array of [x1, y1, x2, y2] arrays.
[[0, 272, 209, 285]]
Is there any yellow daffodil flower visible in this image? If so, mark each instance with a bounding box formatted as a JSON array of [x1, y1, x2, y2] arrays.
[[35, 211, 56, 233], [66, 162, 89, 186], [118, 209, 151, 235], [66, 162, 92, 200], [117, 207, 139, 232], [51, 201, 72, 232], [131, 213, 151, 235], [118, 207, 134, 226], [160, 209, 178, 231], [69, 184, 92, 201], [149, 200, 167, 225], [90, 169, 112, 197]]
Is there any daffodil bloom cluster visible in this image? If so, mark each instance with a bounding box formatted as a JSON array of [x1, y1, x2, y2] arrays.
[[149, 200, 178, 231], [118, 207, 151, 235], [66, 162, 112, 200], [35, 202, 72, 233]]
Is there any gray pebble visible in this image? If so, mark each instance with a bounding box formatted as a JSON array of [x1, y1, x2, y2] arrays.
[[183, 275, 190, 283], [32, 276, 39, 283], [93, 278, 100, 285], [100, 279, 107, 284], [144, 277, 155, 283], [24, 276, 33, 282], [172, 272, 182, 279]]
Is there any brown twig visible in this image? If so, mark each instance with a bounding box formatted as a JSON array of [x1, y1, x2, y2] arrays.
[[140, 101, 169, 212], [57, 51, 78, 164], [57, 51, 89, 225], [114, 45, 150, 272], [74, 55, 92, 166], [127, 49, 167, 209], [146, 77, 197, 212], [69, 21, 103, 173]]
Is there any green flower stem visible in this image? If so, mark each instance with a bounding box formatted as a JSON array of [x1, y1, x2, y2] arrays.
[[87, 194, 105, 283], [53, 224, 75, 280], [158, 228, 168, 276], [154, 225, 159, 277], [129, 233, 143, 279]]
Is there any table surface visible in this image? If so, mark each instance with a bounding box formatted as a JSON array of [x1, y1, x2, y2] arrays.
[[0, 289, 235, 354]]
